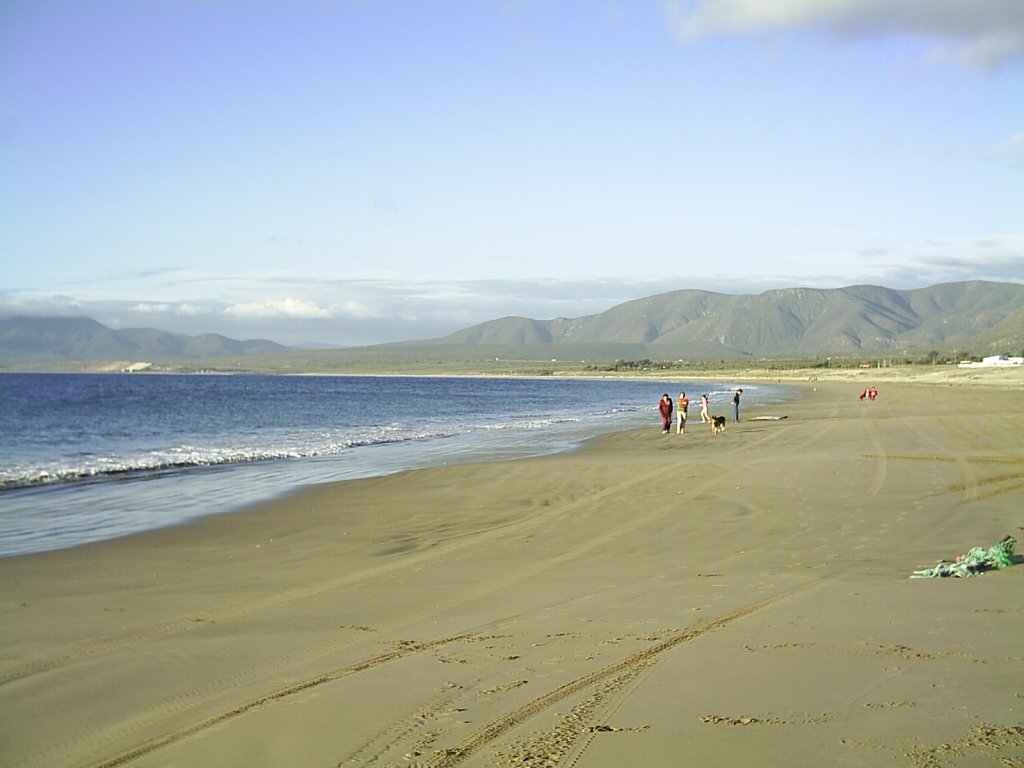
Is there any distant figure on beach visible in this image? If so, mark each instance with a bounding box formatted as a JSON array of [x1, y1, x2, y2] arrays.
[[732, 388, 743, 423], [676, 392, 689, 434], [859, 387, 879, 401], [699, 394, 710, 423], [659, 394, 673, 434]]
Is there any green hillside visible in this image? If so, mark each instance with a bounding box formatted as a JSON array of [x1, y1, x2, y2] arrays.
[[3, 281, 1022, 371], [0, 317, 290, 366], [436, 281, 1024, 358]]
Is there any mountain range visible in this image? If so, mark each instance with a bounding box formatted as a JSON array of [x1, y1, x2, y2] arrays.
[[0, 316, 290, 366], [426, 280, 1024, 358], [2, 281, 1023, 367]]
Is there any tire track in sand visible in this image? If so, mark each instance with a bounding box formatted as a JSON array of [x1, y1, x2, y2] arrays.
[[67, 633, 478, 768], [61, 425, 798, 767], [866, 430, 888, 496], [1, 413, 813, 689], [424, 576, 827, 768], [14, 404, 835, 768], [0, 453, 703, 687]]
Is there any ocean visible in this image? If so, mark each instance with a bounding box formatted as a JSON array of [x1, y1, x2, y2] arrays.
[[0, 373, 794, 557]]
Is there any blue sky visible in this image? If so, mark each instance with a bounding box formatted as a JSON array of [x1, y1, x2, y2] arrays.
[[2, 1, 1022, 346]]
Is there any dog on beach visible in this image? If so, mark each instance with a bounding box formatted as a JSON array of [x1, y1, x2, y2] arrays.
[[711, 416, 726, 435]]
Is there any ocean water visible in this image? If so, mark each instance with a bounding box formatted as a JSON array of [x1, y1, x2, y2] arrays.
[[0, 373, 794, 557]]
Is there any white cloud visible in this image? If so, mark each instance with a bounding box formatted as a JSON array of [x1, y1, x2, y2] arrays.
[[330, 299, 384, 319], [223, 297, 331, 319], [666, 0, 1024, 71], [131, 302, 172, 313], [131, 302, 210, 316], [0, 294, 86, 317], [840, 235, 1024, 286]]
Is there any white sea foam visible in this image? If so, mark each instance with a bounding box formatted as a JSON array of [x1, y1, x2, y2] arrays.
[[0, 374, 793, 556]]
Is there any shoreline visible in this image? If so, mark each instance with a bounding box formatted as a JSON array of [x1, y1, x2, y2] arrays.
[[2, 378, 1022, 767], [0, 374, 796, 559], [5, 363, 1022, 388]]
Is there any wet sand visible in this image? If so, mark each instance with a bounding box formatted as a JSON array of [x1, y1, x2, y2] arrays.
[[1, 378, 1022, 767]]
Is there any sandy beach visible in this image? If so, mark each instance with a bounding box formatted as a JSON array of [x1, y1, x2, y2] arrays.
[[2, 377, 1022, 768]]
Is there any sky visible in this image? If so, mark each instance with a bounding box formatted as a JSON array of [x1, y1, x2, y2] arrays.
[[1, 0, 1022, 347]]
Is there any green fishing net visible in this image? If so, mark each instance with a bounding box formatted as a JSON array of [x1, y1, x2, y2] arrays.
[[910, 536, 1016, 579]]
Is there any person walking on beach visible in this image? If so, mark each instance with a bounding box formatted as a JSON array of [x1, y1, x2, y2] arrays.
[[732, 388, 743, 423], [659, 393, 673, 434], [676, 391, 689, 434], [699, 394, 710, 423]]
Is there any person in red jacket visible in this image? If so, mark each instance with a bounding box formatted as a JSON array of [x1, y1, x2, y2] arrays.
[[658, 393, 673, 434]]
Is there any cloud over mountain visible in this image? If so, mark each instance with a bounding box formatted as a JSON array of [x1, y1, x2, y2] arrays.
[[667, 0, 1024, 71]]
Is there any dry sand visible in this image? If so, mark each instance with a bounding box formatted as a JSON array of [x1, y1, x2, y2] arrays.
[[2, 378, 1022, 768]]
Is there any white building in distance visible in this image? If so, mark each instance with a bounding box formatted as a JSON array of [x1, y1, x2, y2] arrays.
[[958, 355, 1024, 368]]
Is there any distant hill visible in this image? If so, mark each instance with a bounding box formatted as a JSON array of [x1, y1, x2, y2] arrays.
[[0, 316, 291, 366], [433, 281, 1024, 358], [3, 281, 1023, 370]]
